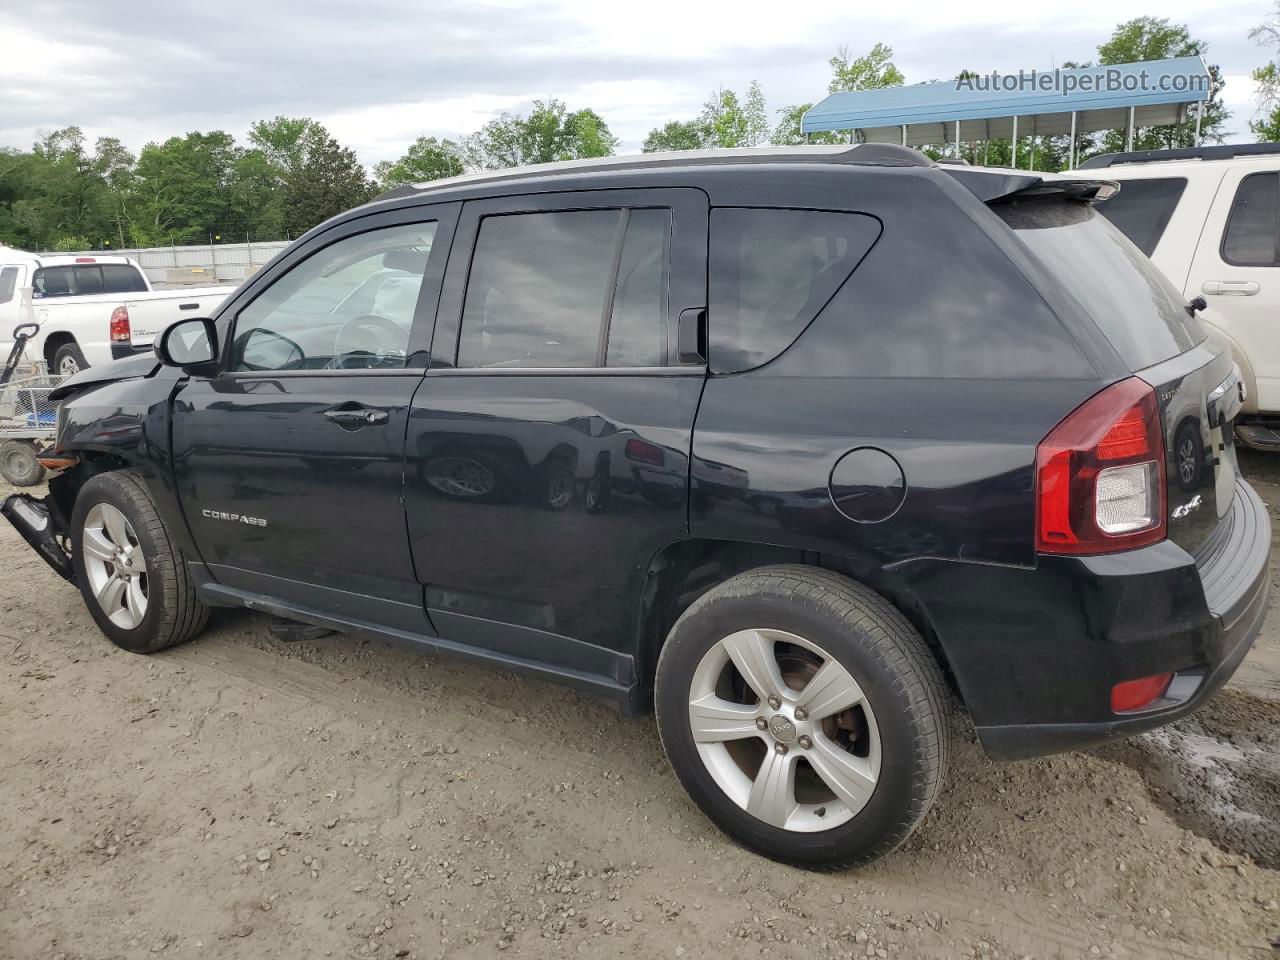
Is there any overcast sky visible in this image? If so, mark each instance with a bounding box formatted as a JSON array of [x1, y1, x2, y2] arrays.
[[1, 0, 1274, 165]]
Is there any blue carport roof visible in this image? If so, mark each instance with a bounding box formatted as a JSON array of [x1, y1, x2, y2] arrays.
[[802, 56, 1211, 137]]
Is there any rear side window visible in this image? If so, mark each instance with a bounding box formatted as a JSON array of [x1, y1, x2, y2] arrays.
[[1095, 177, 1186, 256], [457, 208, 670, 369], [102, 264, 149, 293], [1222, 172, 1280, 267], [0, 267, 18, 305], [709, 208, 880, 372], [996, 200, 1204, 370]]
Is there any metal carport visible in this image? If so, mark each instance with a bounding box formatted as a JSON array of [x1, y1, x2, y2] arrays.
[[801, 56, 1212, 168]]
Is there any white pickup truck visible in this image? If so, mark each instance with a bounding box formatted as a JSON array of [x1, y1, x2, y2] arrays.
[[0, 248, 233, 376]]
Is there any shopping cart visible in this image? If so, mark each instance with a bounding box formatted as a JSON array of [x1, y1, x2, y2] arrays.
[[0, 324, 63, 486]]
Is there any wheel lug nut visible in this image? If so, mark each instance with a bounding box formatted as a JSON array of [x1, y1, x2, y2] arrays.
[[794, 707, 808, 721], [773, 742, 787, 755], [767, 695, 781, 710], [798, 735, 813, 750], [755, 717, 768, 731]]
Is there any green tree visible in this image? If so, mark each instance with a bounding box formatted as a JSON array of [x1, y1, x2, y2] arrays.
[[1250, 6, 1280, 141], [462, 100, 618, 170], [375, 136, 465, 189], [699, 88, 749, 147], [642, 119, 707, 152], [1096, 17, 1227, 151], [130, 131, 241, 245], [248, 116, 321, 179], [828, 42, 905, 94], [772, 44, 905, 145], [282, 126, 375, 236]]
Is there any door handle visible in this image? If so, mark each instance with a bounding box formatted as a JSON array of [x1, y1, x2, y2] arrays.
[[1202, 280, 1260, 296], [325, 406, 389, 427]]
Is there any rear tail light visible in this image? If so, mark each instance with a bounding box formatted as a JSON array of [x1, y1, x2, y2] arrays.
[[109, 305, 131, 343], [1111, 672, 1173, 713], [625, 438, 664, 466], [1036, 377, 1166, 554]]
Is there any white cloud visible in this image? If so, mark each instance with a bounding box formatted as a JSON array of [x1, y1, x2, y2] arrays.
[[0, 0, 1273, 164]]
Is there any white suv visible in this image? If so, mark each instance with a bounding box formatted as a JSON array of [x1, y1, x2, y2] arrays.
[[1082, 143, 1280, 448]]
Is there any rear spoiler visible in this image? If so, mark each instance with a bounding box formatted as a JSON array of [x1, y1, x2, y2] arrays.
[[942, 167, 1120, 204]]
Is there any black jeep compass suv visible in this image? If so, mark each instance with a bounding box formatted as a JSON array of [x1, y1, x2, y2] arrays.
[[4, 144, 1268, 868]]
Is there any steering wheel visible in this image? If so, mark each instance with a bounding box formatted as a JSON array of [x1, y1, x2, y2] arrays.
[[332, 314, 407, 369]]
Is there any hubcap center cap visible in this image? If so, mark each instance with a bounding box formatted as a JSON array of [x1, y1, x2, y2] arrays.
[[768, 714, 797, 743]]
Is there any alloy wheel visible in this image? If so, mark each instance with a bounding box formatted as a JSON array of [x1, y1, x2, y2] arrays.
[[688, 628, 881, 832], [81, 503, 148, 629]]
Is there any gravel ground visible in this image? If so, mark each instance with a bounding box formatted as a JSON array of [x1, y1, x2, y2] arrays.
[[2, 455, 1279, 960]]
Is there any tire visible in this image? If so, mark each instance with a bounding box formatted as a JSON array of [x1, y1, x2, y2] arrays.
[[655, 565, 952, 869], [53, 342, 89, 378], [70, 470, 208, 653], [0, 441, 44, 486]]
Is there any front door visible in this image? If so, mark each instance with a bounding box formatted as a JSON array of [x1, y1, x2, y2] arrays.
[[171, 204, 458, 630], [405, 189, 708, 682]]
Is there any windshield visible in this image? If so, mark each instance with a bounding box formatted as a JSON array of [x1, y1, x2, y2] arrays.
[[994, 199, 1205, 370]]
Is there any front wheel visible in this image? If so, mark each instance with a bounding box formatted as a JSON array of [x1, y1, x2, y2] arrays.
[[655, 565, 952, 868], [70, 470, 208, 653]]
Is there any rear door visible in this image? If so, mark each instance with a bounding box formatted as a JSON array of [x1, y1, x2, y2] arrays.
[[1187, 165, 1280, 412], [171, 204, 457, 630], [404, 189, 707, 676]]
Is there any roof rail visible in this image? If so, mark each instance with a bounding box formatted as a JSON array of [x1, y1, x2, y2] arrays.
[[371, 143, 934, 203], [1079, 143, 1280, 169]]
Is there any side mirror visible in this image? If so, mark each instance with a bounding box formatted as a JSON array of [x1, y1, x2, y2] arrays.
[[156, 317, 218, 374]]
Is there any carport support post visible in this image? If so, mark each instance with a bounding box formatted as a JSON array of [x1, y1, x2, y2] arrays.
[[1012, 116, 1018, 167], [901, 124, 907, 147], [1069, 111, 1077, 170], [1125, 105, 1135, 152]]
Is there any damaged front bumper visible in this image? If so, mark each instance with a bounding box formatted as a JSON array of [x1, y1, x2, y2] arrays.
[[1, 494, 74, 582]]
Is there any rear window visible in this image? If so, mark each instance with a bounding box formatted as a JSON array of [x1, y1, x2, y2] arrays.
[[32, 264, 147, 298], [1095, 177, 1186, 256], [994, 200, 1204, 370], [709, 208, 880, 372]]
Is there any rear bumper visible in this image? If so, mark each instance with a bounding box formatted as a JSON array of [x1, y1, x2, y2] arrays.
[[908, 479, 1270, 761], [111, 342, 153, 361]]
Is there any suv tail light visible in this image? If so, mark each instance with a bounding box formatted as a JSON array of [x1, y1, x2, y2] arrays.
[[1036, 377, 1166, 554], [109, 305, 131, 343]]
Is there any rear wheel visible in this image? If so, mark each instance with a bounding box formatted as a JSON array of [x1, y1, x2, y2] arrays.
[[53, 342, 88, 378], [655, 565, 951, 868], [71, 470, 208, 653], [0, 440, 43, 486]]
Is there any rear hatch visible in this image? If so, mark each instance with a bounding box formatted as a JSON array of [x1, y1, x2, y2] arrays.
[[991, 189, 1240, 557]]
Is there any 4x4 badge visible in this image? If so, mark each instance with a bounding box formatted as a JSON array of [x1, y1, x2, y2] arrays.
[[1172, 495, 1202, 520]]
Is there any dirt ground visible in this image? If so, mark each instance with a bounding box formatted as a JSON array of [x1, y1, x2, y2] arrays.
[[2, 457, 1279, 960]]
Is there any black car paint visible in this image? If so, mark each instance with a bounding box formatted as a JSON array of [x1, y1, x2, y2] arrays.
[[11, 154, 1270, 760]]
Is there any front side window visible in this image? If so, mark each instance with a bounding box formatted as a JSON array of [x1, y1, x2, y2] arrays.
[[1222, 172, 1280, 267], [230, 221, 437, 371], [456, 207, 670, 369], [0, 267, 18, 305], [709, 208, 881, 373]]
